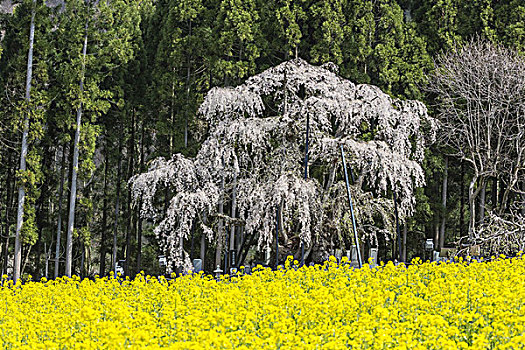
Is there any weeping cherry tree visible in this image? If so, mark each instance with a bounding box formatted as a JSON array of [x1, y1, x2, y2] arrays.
[[131, 59, 436, 272]]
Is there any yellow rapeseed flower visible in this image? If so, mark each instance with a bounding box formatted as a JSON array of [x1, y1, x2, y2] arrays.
[[1, 256, 525, 349]]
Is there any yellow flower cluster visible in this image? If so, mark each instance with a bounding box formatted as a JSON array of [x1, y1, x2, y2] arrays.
[[1, 256, 525, 349]]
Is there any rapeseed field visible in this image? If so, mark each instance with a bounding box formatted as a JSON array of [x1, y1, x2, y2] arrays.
[[1, 256, 524, 349]]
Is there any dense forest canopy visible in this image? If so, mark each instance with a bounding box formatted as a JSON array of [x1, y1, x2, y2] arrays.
[[0, 0, 524, 279]]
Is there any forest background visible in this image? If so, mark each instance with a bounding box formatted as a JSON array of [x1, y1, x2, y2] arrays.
[[0, 0, 524, 279]]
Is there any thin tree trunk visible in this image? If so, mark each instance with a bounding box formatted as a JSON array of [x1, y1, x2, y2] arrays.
[[199, 234, 205, 269], [479, 180, 486, 223], [468, 176, 477, 238], [200, 211, 208, 271], [136, 122, 145, 273], [229, 173, 237, 266], [393, 191, 401, 260], [80, 242, 85, 278], [459, 162, 465, 238], [184, 20, 192, 149], [521, 185, 525, 217], [491, 177, 498, 209], [99, 140, 109, 276], [178, 235, 184, 274], [125, 110, 135, 276], [131, 209, 138, 275], [20, 244, 32, 277], [238, 231, 257, 268], [236, 226, 244, 258], [190, 222, 195, 260], [215, 175, 225, 269], [402, 223, 407, 262], [439, 157, 448, 250], [34, 140, 53, 278], [434, 223, 439, 252], [65, 23, 88, 277], [136, 204, 143, 273], [14, 0, 36, 283], [169, 69, 175, 154], [278, 199, 288, 245], [44, 243, 49, 278], [112, 139, 123, 274], [498, 179, 506, 213], [320, 164, 337, 250], [54, 144, 67, 278], [499, 180, 511, 216], [2, 152, 13, 276]]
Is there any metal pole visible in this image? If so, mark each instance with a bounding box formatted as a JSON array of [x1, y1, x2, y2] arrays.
[[301, 113, 310, 266], [340, 145, 362, 268], [393, 191, 402, 262]]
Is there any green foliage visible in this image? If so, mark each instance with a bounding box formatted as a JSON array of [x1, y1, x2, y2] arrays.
[[495, 0, 525, 54], [275, 0, 304, 58], [213, 0, 261, 83], [309, 0, 346, 65], [258, 0, 305, 63]]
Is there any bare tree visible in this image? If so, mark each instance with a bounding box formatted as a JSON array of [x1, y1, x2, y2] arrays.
[[429, 39, 525, 248]]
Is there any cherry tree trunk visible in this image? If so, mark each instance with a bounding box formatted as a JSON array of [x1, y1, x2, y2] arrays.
[[229, 173, 237, 265], [215, 175, 225, 269]]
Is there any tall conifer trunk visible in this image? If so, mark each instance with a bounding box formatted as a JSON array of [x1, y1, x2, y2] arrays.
[[65, 21, 88, 277], [136, 122, 145, 273], [99, 140, 109, 276], [184, 19, 192, 149], [125, 111, 135, 276], [2, 153, 13, 276], [112, 139, 123, 274], [14, 0, 36, 282], [54, 144, 67, 278]]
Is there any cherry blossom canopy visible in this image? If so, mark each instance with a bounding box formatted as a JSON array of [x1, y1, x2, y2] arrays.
[[131, 59, 436, 270]]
